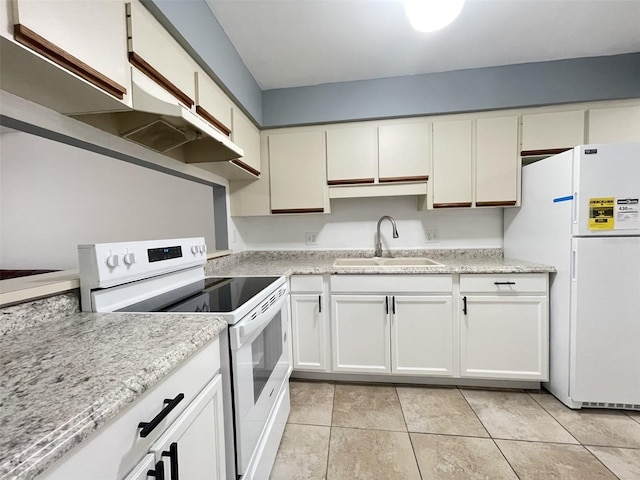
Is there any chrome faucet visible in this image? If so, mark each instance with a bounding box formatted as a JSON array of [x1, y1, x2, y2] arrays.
[[375, 215, 399, 257]]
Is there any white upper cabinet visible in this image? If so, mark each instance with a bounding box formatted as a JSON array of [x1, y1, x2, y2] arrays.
[[195, 70, 232, 134], [231, 108, 261, 175], [432, 119, 473, 208], [587, 105, 640, 144], [268, 130, 329, 214], [127, 1, 195, 107], [378, 123, 430, 182], [521, 110, 585, 153], [326, 126, 377, 184], [2, 0, 129, 113], [475, 116, 519, 206]]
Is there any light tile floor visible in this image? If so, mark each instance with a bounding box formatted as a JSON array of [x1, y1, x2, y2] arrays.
[[270, 381, 640, 480]]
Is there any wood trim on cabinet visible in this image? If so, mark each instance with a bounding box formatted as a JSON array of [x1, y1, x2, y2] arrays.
[[195, 106, 231, 136], [433, 202, 473, 208], [14, 24, 127, 100], [128, 52, 194, 107], [379, 175, 429, 183], [231, 159, 260, 177], [476, 201, 517, 207], [328, 178, 375, 186], [271, 208, 325, 214], [521, 148, 571, 157]]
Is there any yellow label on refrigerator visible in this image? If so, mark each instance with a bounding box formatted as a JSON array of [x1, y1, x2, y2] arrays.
[[589, 197, 615, 230]]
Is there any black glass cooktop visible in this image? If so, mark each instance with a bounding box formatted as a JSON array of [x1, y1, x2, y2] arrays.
[[117, 276, 281, 313]]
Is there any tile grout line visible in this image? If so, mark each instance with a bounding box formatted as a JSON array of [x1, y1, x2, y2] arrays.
[[458, 387, 522, 480], [394, 385, 424, 480], [325, 381, 337, 480], [526, 391, 581, 444]]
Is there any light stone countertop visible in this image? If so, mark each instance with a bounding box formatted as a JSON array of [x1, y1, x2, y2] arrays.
[[205, 249, 556, 277], [0, 312, 227, 480]]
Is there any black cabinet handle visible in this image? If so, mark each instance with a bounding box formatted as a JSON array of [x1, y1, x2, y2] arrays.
[[494, 281, 516, 285], [392, 296, 396, 314], [462, 296, 467, 315], [138, 393, 184, 438], [147, 461, 165, 480], [385, 296, 389, 314], [162, 442, 179, 480], [318, 295, 322, 313]]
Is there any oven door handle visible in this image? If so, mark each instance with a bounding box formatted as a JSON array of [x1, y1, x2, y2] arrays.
[[237, 292, 287, 342]]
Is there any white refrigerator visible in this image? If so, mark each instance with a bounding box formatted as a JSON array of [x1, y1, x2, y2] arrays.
[[504, 142, 640, 409]]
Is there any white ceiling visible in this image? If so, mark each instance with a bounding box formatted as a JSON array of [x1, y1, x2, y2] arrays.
[[206, 0, 640, 91]]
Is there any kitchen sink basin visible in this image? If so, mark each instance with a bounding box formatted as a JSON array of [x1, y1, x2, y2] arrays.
[[333, 257, 443, 268]]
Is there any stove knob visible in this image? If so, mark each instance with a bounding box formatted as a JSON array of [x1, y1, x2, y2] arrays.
[[191, 245, 199, 254], [106, 254, 120, 268], [199, 244, 207, 254], [123, 252, 136, 265]]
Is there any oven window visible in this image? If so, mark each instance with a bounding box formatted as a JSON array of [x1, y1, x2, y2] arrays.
[[251, 312, 283, 403]]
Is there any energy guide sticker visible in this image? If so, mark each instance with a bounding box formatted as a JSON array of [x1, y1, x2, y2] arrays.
[[615, 198, 639, 229], [589, 197, 615, 230]]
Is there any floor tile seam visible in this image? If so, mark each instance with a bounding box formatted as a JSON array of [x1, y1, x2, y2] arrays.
[[455, 386, 492, 438], [326, 382, 337, 480], [582, 443, 640, 451], [526, 391, 582, 443], [406, 428, 426, 480], [407, 430, 493, 441], [583, 444, 624, 480], [394, 385, 412, 434], [287, 420, 332, 428], [488, 436, 522, 480], [492, 437, 592, 447], [330, 424, 408, 433]]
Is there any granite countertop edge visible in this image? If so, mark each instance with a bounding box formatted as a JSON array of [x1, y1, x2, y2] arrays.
[[1, 314, 227, 480]]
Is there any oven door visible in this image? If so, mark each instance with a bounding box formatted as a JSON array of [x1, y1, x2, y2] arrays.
[[229, 291, 290, 475]]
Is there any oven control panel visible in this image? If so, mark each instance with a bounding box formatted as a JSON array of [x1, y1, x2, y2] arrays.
[[78, 237, 207, 290]]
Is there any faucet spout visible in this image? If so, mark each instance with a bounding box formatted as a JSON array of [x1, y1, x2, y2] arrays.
[[375, 215, 399, 257]]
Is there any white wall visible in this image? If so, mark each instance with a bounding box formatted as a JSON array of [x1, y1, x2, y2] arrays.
[[0, 130, 216, 270], [230, 196, 503, 251]]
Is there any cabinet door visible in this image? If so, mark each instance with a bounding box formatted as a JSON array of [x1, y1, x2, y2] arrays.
[[150, 375, 226, 480], [588, 105, 640, 144], [291, 294, 327, 371], [331, 295, 390, 373], [475, 116, 519, 206], [391, 295, 453, 376], [127, 2, 195, 107], [432, 120, 473, 207], [521, 110, 585, 153], [231, 108, 261, 176], [378, 123, 429, 182], [195, 71, 232, 134], [268, 131, 327, 213], [460, 296, 548, 381], [326, 126, 377, 184], [122, 454, 157, 480], [11, 0, 128, 99]]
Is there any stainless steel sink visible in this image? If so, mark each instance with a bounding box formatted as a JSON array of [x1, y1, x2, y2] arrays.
[[333, 257, 443, 268]]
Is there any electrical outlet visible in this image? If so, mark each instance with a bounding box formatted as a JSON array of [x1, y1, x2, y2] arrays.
[[425, 228, 439, 243], [305, 232, 319, 245]]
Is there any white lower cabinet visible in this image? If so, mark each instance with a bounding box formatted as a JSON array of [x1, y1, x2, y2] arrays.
[[329, 275, 454, 376], [41, 339, 225, 480], [392, 295, 454, 376], [331, 294, 391, 373], [459, 274, 549, 381], [290, 275, 330, 372], [149, 375, 226, 480]]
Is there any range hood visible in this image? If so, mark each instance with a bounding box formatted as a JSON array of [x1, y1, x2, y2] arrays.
[[73, 67, 244, 162]]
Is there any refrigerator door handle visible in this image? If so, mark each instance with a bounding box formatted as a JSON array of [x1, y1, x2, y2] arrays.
[[571, 249, 577, 281], [572, 191, 578, 226]]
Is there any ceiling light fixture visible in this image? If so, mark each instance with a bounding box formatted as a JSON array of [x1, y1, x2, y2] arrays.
[[402, 0, 466, 33]]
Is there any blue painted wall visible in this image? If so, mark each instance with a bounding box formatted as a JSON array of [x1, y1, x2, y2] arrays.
[[262, 53, 640, 127]]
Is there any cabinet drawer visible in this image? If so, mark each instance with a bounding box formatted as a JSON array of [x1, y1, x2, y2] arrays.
[[460, 274, 548, 294], [331, 275, 452, 293], [290, 275, 323, 292], [42, 338, 221, 480]]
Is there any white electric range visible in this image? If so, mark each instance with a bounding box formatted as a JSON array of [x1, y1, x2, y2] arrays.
[[78, 237, 291, 480]]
